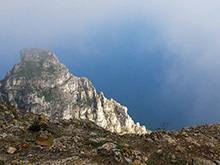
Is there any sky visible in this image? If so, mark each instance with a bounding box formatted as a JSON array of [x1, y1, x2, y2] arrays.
[[0, 0, 220, 130]]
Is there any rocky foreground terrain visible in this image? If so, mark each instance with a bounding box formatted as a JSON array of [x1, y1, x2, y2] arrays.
[[0, 102, 220, 165], [0, 47, 147, 135]]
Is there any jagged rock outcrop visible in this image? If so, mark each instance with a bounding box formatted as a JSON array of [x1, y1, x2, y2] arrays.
[[1, 102, 220, 164], [0, 47, 149, 134]]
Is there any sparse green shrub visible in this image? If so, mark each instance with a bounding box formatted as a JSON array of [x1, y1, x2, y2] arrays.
[[15, 62, 43, 78], [150, 152, 188, 165], [76, 97, 94, 107], [115, 144, 126, 150], [84, 136, 89, 141], [92, 141, 107, 148]]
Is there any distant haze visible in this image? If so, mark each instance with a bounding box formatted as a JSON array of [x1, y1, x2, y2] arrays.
[[1, 1, 220, 130]]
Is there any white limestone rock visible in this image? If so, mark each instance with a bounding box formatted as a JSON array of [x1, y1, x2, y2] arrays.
[[0, 47, 151, 134]]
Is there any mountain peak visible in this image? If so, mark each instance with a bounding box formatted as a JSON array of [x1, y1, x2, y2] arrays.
[[20, 47, 59, 65], [0, 47, 150, 135]]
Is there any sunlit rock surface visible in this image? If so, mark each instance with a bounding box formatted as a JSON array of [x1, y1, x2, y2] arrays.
[[0, 47, 150, 134]]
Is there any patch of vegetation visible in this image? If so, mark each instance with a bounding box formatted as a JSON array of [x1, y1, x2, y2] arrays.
[[77, 97, 95, 107], [47, 66, 56, 74], [24, 132, 37, 142], [0, 107, 4, 112], [42, 90, 53, 102], [107, 123, 112, 128], [84, 136, 90, 141], [152, 152, 169, 161], [61, 120, 71, 127], [146, 161, 154, 165], [115, 144, 126, 150], [86, 98, 94, 106], [33, 87, 53, 102], [148, 152, 188, 165], [0, 85, 4, 93], [92, 141, 107, 148], [72, 103, 78, 108], [15, 59, 57, 79], [26, 85, 34, 93], [0, 86, 4, 101], [15, 62, 43, 78], [88, 81, 94, 89], [71, 153, 80, 157], [40, 51, 50, 58]]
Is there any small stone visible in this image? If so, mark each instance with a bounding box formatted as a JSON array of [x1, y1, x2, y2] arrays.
[[192, 158, 215, 165], [143, 155, 148, 162], [36, 135, 53, 147], [89, 138, 100, 144], [171, 154, 176, 160], [98, 142, 116, 151], [11, 159, 20, 164], [124, 156, 133, 164], [214, 160, 220, 165], [97, 142, 116, 156], [99, 137, 107, 141], [172, 160, 179, 164], [157, 149, 162, 154], [145, 138, 153, 143], [80, 151, 85, 154], [0, 133, 7, 138], [90, 132, 98, 137], [7, 146, 17, 154], [175, 145, 183, 152], [166, 137, 176, 144]]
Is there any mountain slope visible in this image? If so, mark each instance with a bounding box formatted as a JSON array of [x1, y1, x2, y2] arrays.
[[0, 47, 149, 134], [0, 102, 219, 164]]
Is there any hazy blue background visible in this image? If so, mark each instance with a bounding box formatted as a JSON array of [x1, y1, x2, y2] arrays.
[[1, 1, 220, 130]]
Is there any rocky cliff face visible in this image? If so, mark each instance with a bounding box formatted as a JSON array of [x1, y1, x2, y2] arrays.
[[0, 47, 149, 134]]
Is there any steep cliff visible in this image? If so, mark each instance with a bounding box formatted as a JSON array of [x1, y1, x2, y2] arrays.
[[0, 47, 149, 134]]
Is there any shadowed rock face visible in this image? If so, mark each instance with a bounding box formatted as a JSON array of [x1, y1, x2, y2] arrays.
[[0, 47, 150, 134]]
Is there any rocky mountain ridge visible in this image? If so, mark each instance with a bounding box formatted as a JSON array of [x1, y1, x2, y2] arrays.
[[0, 47, 149, 134], [0, 102, 219, 164]]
